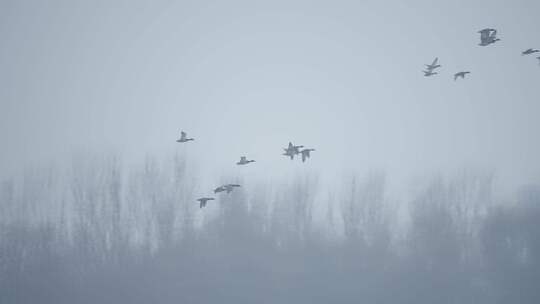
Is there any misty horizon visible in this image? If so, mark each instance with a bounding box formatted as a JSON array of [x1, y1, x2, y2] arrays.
[[1, 0, 539, 303]]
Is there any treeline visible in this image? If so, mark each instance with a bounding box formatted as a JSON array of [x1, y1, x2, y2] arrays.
[[0, 154, 539, 304]]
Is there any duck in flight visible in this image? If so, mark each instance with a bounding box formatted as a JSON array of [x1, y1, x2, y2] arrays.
[[522, 48, 539, 56], [423, 57, 440, 76], [478, 28, 499, 46], [214, 184, 241, 194], [236, 156, 255, 165], [283, 142, 304, 160], [197, 197, 215, 209], [300, 148, 315, 162], [425, 57, 441, 70], [454, 71, 471, 81], [176, 131, 194, 143]]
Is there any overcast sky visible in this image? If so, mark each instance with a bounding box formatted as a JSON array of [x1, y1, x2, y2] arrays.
[[1, 0, 539, 192]]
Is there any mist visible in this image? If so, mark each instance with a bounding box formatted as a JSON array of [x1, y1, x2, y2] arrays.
[[1, 0, 540, 303]]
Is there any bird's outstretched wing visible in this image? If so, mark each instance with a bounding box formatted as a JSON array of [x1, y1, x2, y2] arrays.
[[431, 57, 438, 66]]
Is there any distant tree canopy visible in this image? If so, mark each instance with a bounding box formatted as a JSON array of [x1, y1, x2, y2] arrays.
[[0, 155, 539, 304]]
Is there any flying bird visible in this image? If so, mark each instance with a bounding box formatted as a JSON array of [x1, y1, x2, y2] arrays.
[[299, 148, 315, 162], [478, 28, 499, 46], [197, 197, 215, 209], [214, 184, 241, 194], [283, 142, 304, 160], [236, 156, 255, 165], [522, 48, 539, 56], [423, 58, 440, 76], [454, 71, 471, 81], [176, 131, 194, 143], [425, 57, 441, 70], [423, 70, 438, 77]]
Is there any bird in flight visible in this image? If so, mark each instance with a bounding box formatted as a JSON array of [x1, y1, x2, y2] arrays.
[[454, 71, 471, 81], [478, 28, 499, 46], [425, 57, 441, 70], [236, 156, 255, 165], [283, 142, 304, 160], [176, 131, 194, 143], [423, 57, 440, 76], [300, 148, 315, 162], [423, 70, 438, 77], [214, 184, 241, 194], [197, 197, 215, 209], [522, 48, 539, 56]]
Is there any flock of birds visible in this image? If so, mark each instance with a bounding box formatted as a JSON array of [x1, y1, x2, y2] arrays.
[[176, 131, 315, 208], [423, 28, 539, 78], [178, 28, 537, 209]]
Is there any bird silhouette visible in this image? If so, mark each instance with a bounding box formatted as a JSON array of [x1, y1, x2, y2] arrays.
[[425, 57, 441, 70], [300, 149, 315, 162], [454, 71, 471, 81], [478, 28, 499, 46], [283, 142, 304, 160], [176, 131, 194, 143], [213, 186, 227, 194], [522, 48, 540, 55], [423, 70, 438, 77], [236, 156, 255, 165], [214, 184, 241, 194]]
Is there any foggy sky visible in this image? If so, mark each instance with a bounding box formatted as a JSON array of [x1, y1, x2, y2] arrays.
[[1, 0, 539, 190]]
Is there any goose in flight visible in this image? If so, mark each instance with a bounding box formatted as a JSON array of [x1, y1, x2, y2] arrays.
[[423, 70, 438, 77], [522, 48, 539, 56], [176, 131, 194, 143], [283, 142, 304, 160], [300, 148, 315, 162], [236, 156, 255, 165], [478, 28, 499, 46], [454, 71, 471, 81], [197, 197, 215, 209], [425, 57, 441, 70], [214, 184, 241, 194]]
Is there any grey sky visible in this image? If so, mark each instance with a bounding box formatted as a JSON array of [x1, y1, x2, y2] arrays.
[[1, 0, 539, 190]]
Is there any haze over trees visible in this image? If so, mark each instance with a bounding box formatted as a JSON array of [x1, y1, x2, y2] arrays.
[[1, 154, 539, 303]]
